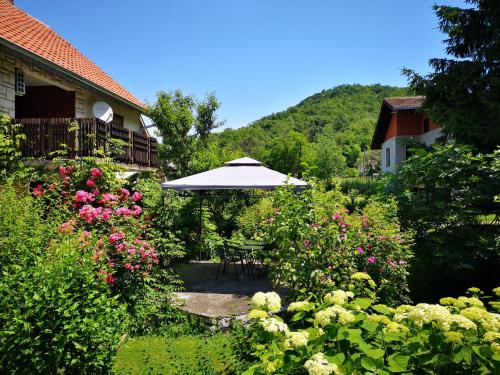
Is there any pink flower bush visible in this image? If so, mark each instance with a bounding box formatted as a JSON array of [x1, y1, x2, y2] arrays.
[[47, 161, 157, 294], [368, 256, 377, 264]]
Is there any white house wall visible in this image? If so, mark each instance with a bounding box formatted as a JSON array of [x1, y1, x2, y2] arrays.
[[380, 136, 411, 173], [418, 128, 442, 146], [381, 129, 443, 173]]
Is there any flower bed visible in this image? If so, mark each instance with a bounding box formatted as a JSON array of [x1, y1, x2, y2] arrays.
[[245, 277, 500, 374]]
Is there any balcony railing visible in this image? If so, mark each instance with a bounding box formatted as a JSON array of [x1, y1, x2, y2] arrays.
[[14, 117, 158, 167]]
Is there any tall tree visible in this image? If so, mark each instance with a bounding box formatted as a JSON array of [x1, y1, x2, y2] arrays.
[[147, 90, 223, 177], [405, 0, 500, 152]]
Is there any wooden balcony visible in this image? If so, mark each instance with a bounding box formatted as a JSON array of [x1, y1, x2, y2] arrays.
[[14, 117, 159, 167]]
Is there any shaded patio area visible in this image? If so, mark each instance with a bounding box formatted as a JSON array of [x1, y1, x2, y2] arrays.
[[174, 261, 274, 318]]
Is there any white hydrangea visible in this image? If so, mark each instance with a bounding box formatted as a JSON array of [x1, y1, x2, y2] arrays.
[[483, 331, 500, 343], [304, 352, 339, 375], [261, 317, 289, 335], [395, 303, 477, 331], [251, 292, 267, 309], [247, 309, 268, 319], [314, 305, 355, 327], [266, 292, 282, 313], [325, 290, 354, 306], [284, 331, 309, 348], [251, 292, 281, 313], [288, 301, 313, 312]]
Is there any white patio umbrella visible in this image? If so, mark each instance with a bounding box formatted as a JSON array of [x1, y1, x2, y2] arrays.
[[162, 157, 308, 191]]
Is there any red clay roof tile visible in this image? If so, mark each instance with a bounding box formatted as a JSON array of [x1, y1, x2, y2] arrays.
[[0, 1, 144, 108], [383, 96, 425, 111]]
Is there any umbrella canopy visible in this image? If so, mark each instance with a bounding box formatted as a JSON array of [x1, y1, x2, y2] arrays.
[[162, 157, 308, 191]]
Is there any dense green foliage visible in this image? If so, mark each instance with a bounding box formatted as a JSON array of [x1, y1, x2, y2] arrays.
[[404, 0, 500, 152], [245, 284, 500, 374], [0, 114, 26, 181], [383, 145, 499, 301], [210, 84, 407, 178]]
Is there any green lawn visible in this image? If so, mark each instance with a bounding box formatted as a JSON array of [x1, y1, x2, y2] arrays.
[[114, 333, 245, 374]]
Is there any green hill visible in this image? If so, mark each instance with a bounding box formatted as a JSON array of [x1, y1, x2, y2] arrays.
[[208, 84, 408, 178]]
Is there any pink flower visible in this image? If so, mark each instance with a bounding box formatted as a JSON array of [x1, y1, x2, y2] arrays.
[[109, 232, 125, 245], [58, 220, 76, 234], [356, 246, 364, 254], [118, 188, 130, 200], [378, 235, 385, 241], [116, 243, 127, 252], [102, 193, 119, 204], [124, 263, 133, 271], [132, 205, 142, 217], [368, 256, 376, 264], [128, 247, 136, 255], [304, 239, 310, 249], [86, 179, 96, 188], [90, 167, 103, 178], [115, 207, 133, 216], [132, 192, 143, 202], [135, 264, 141, 270], [387, 259, 397, 268], [74, 190, 95, 203], [102, 208, 113, 221], [58, 166, 74, 176], [105, 274, 115, 285], [83, 231, 91, 238], [32, 184, 44, 198], [79, 205, 96, 223]]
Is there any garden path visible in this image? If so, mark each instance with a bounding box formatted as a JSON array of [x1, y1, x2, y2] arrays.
[[174, 261, 273, 318]]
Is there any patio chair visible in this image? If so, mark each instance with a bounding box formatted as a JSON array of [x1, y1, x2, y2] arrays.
[[216, 240, 244, 280]]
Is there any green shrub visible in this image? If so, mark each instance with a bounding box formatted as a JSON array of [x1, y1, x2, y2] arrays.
[[0, 236, 128, 373], [383, 145, 500, 301], [245, 280, 500, 374], [0, 114, 26, 181], [265, 183, 412, 305]]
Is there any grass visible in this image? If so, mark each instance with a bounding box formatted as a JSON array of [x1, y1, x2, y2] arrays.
[[114, 331, 245, 375]]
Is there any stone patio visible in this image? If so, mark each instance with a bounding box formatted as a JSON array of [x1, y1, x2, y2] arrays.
[[174, 261, 274, 318]]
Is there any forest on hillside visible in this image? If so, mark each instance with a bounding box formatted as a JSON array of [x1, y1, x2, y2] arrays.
[[205, 84, 408, 178]]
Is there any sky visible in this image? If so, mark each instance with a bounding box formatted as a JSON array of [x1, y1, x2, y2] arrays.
[[16, 0, 467, 130]]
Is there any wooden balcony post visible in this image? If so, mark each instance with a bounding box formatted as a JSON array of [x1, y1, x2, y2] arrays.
[[147, 137, 151, 167], [39, 119, 45, 157], [129, 131, 134, 164]]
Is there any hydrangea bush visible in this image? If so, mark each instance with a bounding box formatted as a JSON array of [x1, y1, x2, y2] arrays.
[[265, 183, 412, 305], [244, 278, 500, 374]]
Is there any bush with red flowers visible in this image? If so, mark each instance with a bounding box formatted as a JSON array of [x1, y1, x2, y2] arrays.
[[32, 157, 168, 304]]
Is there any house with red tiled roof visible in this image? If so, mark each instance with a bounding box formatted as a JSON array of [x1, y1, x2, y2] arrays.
[[0, 0, 157, 167], [371, 96, 443, 172]]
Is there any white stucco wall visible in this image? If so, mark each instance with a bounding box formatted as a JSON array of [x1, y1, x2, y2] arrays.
[[380, 136, 413, 173], [381, 129, 443, 173], [418, 128, 442, 146]]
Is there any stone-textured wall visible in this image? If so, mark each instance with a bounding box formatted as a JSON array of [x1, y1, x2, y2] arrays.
[[0, 51, 16, 117]]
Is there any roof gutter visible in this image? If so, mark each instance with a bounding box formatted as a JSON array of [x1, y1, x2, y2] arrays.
[[0, 37, 145, 113]]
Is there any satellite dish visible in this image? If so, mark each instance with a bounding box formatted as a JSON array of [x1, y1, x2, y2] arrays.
[[92, 101, 113, 122]]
